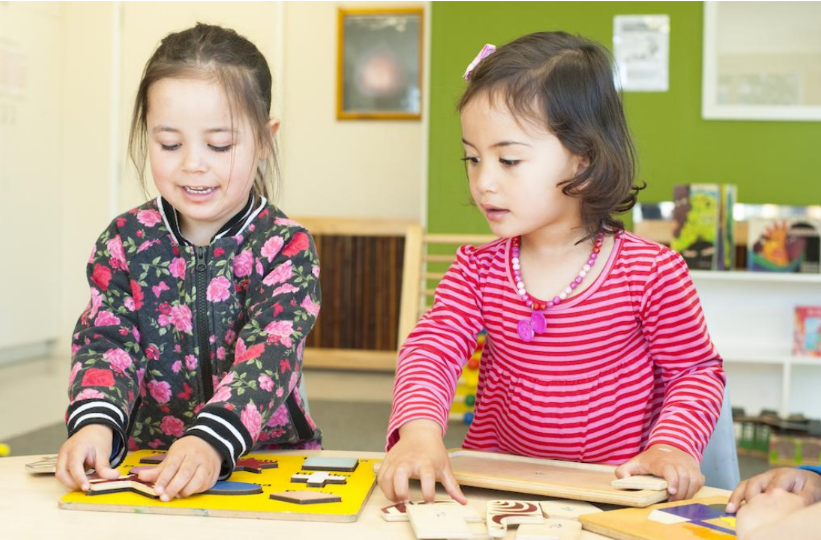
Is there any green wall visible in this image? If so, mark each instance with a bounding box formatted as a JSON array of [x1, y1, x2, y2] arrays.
[[427, 2, 821, 234]]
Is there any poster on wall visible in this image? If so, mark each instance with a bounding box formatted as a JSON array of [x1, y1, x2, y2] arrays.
[[613, 15, 670, 92], [337, 8, 423, 120]]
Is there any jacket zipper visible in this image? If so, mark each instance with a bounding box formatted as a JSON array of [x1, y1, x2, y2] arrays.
[[195, 246, 214, 400]]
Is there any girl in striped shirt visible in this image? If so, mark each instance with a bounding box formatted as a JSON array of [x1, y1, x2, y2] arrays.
[[379, 32, 726, 504]]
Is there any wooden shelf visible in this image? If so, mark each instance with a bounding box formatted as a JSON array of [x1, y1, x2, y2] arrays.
[[691, 270, 821, 284]]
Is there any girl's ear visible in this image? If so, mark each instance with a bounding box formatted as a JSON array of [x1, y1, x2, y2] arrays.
[[267, 118, 281, 138], [575, 154, 590, 176], [259, 118, 280, 160]]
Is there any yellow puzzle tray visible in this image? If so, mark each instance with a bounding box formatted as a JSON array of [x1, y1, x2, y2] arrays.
[[59, 450, 378, 522]]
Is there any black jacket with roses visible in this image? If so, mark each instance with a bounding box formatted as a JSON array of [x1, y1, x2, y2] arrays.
[[67, 196, 322, 477]]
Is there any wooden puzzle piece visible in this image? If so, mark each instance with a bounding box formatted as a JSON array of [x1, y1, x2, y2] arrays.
[[205, 481, 264, 496], [516, 519, 582, 540], [140, 454, 278, 474], [291, 471, 348, 488], [87, 474, 159, 498], [380, 498, 459, 522], [611, 475, 668, 491], [302, 456, 358, 472], [269, 490, 342, 505], [407, 503, 484, 539], [539, 499, 602, 520], [487, 500, 545, 538], [25, 455, 58, 474], [234, 457, 279, 473]]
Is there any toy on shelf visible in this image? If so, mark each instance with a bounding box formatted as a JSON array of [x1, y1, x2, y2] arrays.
[[449, 330, 486, 426], [733, 408, 821, 466]]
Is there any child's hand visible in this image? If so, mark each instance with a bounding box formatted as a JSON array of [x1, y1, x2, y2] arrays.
[[55, 424, 121, 490], [377, 419, 467, 504], [137, 436, 222, 502], [726, 468, 821, 513], [735, 488, 805, 539], [615, 444, 703, 501]]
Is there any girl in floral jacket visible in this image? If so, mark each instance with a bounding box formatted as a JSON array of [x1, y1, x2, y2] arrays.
[[56, 24, 322, 502]]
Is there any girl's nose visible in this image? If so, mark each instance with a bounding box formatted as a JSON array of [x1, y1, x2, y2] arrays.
[[182, 147, 207, 173], [473, 164, 498, 193]]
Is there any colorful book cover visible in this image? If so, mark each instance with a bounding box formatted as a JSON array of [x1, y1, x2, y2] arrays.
[[719, 184, 737, 270], [671, 184, 721, 270], [795, 306, 821, 357], [748, 219, 821, 273]]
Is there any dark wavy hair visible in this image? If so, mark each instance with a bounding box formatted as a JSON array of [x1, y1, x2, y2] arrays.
[[460, 32, 644, 238], [128, 23, 279, 201]]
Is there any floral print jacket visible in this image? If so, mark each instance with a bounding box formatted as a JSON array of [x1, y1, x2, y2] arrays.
[[66, 196, 322, 477]]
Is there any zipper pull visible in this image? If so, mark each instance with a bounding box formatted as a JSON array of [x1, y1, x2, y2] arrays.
[[195, 246, 207, 272]]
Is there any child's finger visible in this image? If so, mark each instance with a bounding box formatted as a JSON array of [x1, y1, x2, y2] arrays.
[[152, 453, 183, 496], [674, 464, 691, 501], [726, 479, 749, 513], [392, 464, 412, 503], [439, 466, 467, 505], [662, 464, 679, 496], [93, 449, 119, 479], [419, 464, 437, 503], [160, 458, 196, 502], [377, 464, 398, 502], [179, 465, 213, 498]]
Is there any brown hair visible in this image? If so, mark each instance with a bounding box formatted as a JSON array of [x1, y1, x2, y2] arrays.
[[460, 32, 643, 238], [128, 23, 279, 201]]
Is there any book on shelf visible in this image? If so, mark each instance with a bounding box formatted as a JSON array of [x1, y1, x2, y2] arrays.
[[795, 306, 821, 357], [671, 184, 736, 270], [748, 218, 821, 273]]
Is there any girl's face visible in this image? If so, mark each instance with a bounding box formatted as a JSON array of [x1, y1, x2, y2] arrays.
[[461, 92, 587, 242], [146, 78, 272, 244]]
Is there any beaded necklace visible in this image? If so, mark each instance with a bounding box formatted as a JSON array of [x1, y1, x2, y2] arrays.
[[512, 232, 605, 342]]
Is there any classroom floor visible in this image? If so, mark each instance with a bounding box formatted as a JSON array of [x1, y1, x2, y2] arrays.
[[1, 359, 773, 483]]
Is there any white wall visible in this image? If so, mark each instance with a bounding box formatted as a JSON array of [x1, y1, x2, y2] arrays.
[[279, 2, 425, 220], [0, 2, 63, 357], [0, 1, 427, 359]]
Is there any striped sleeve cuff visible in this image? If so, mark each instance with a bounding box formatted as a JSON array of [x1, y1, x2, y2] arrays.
[[185, 405, 252, 480], [66, 399, 128, 467]]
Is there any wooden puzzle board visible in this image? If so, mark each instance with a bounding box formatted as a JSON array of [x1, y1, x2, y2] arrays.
[[448, 450, 669, 508], [59, 450, 377, 522], [580, 496, 734, 540]]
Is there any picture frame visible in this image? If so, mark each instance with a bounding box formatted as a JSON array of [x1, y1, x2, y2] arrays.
[[336, 8, 423, 120], [702, 1, 821, 121]]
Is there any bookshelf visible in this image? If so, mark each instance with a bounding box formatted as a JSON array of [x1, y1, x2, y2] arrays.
[[691, 271, 821, 418]]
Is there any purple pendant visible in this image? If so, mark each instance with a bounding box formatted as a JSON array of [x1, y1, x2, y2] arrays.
[[517, 319, 534, 342], [531, 311, 546, 333]]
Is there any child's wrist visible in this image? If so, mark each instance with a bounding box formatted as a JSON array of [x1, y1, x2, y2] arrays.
[[398, 419, 443, 439]]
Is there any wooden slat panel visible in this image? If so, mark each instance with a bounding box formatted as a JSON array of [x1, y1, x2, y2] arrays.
[[302, 348, 397, 371]]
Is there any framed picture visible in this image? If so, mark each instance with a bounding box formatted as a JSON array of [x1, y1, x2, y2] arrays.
[[337, 8, 423, 120]]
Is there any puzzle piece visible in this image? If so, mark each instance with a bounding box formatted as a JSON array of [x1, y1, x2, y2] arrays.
[[539, 499, 602, 520], [487, 500, 545, 538], [656, 503, 736, 536], [269, 490, 342, 505], [205, 481, 264, 496], [139, 454, 278, 474], [407, 503, 484, 539], [380, 498, 458, 522], [611, 475, 668, 491], [291, 471, 348, 488], [516, 519, 582, 540], [25, 455, 58, 474], [87, 474, 159, 498], [234, 457, 279, 474], [302, 456, 359, 472]]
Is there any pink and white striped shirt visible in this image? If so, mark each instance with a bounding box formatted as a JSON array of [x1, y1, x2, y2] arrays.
[[387, 231, 725, 464]]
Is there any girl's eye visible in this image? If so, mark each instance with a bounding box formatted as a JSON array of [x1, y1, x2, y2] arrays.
[[460, 156, 480, 165], [209, 145, 233, 153], [160, 143, 180, 151], [500, 158, 520, 167]]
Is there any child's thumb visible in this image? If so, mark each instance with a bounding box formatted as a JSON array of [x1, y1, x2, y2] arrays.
[[94, 451, 119, 479], [614, 459, 643, 479]]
